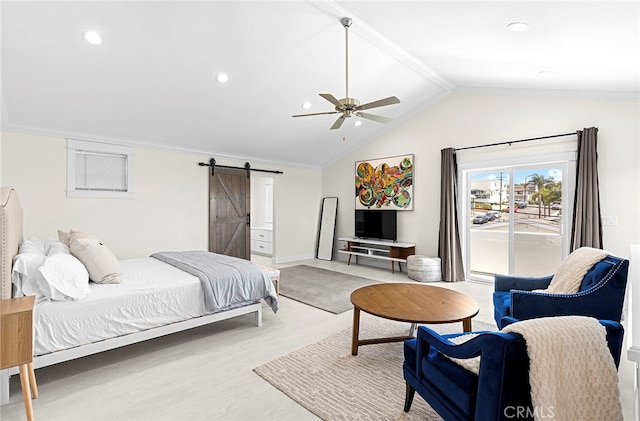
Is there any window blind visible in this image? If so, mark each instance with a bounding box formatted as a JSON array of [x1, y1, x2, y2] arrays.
[[75, 150, 127, 191]]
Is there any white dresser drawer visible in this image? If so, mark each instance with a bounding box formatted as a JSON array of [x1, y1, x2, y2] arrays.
[[252, 240, 272, 255], [251, 228, 273, 242]]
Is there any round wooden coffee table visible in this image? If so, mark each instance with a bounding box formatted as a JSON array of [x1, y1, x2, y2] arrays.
[[350, 283, 479, 355]]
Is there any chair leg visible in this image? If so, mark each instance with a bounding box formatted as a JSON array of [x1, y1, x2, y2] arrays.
[[404, 383, 416, 412]]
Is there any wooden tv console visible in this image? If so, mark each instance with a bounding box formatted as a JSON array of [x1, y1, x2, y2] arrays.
[[337, 237, 415, 274]]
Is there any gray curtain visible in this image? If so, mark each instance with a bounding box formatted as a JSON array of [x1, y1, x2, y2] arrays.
[[570, 127, 603, 250], [438, 148, 465, 282]]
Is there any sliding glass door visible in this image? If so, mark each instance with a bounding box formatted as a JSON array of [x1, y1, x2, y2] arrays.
[[465, 163, 569, 281]]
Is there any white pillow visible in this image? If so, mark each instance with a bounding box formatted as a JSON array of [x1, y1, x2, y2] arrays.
[[38, 253, 90, 301], [11, 251, 48, 300], [44, 238, 71, 255], [69, 230, 122, 284], [19, 236, 46, 256]]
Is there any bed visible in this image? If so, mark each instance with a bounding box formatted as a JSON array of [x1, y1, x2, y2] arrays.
[[0, 187, 279, 405]]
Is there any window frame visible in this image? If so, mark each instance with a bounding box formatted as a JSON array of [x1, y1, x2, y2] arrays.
[[458, 151, 576, 282], [66, 139, 135, 198]]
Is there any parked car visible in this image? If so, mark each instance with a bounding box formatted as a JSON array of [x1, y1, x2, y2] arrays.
[[551, 202, 561, 210], [473, 215, 488, 224], [486, 211, 500, 220], [515, 201, 527, 208]]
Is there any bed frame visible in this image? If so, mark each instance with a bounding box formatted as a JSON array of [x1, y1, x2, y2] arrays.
[[0, 187, 263, 405]]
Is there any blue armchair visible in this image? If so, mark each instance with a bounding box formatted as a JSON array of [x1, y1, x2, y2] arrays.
[[403, 319, 624, 421], [493, 254, 628, 329]]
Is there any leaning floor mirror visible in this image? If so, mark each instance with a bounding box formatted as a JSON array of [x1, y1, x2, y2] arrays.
[[317, 197, 338, 261]]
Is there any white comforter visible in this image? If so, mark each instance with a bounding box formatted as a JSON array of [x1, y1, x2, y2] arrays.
[[35, 258, 206, 356]]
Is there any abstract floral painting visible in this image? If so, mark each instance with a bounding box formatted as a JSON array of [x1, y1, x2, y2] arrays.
[[355, 154, 413, 210]]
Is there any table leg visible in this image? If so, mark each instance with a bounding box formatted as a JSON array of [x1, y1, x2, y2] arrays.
[[18, 364, 34, 421], [352, 307, 361, 356], [462, 318, 472, 332], [28, 363, 38, 399]]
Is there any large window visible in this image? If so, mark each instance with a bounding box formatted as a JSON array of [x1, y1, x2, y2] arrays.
[[66, 139, 134, 198], [459, 152, 575, 281]]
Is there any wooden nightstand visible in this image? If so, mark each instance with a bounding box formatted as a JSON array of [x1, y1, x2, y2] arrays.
[[1, 296, 38, 421]]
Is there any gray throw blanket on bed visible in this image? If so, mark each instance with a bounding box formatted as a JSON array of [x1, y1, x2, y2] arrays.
[[151, 251, 278, 313]]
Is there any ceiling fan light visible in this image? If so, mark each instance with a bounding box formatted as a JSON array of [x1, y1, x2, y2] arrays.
[[354, 120, 362, 127], [301, 102, 312, 109], [82, 31, 102, 45], [215, 73, 229, 83], [507, 22, 530, 32]]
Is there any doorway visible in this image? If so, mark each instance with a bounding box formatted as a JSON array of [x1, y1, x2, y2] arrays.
[[250, 176, 274, 259]]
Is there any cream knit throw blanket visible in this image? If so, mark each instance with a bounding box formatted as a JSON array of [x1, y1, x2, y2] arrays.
[[543, 247, 608, 294], [446, 333, 481, 374], [503, 316, 622, 421]]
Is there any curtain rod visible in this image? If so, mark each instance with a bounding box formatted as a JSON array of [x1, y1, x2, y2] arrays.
[[454, 132, 576, 152], [198, 158, 283, 176]]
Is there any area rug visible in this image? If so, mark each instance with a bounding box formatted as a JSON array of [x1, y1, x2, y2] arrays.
[[254, 316, 496, 421], [278, 265, 380, 314]]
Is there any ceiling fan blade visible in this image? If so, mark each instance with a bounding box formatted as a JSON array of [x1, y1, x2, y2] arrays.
[[292, 111, 340, 118], [320, 93, 344, 109], [356, 96, 401, 111], [330, 115, 347, 130], [355, 112, 393, 124]]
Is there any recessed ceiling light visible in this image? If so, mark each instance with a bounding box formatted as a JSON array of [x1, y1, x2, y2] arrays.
[[301, 102, 312, 109], [507, 22, 530, 32], [538, 71, 556, 79], [215, 73, 229, 83], [354, 120, 362, 127], [82, 31, 102, 45]]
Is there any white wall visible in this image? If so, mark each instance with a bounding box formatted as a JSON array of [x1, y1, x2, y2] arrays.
[[1, 131, 322, 262], [323, 92, 640, 260]]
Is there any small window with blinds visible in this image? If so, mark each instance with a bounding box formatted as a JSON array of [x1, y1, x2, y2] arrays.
[[67, 139, 134, 198]]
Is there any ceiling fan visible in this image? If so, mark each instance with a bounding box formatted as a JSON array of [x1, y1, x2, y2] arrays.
[[292, 17, 400, 130]]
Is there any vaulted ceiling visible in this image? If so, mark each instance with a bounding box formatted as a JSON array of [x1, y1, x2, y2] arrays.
[[2, 1, 638, 167]]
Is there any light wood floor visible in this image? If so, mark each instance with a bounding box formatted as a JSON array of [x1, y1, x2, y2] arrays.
[[0, 257, 635, 420]]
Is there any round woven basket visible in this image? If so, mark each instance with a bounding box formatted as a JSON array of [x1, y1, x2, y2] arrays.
[[407, 255, 442, 282]]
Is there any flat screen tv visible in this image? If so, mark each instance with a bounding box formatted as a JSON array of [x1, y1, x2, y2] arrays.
[[354, 209, 397, 241]]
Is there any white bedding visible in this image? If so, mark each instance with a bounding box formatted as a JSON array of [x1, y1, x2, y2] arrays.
[[34, 257, 207, 356]]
